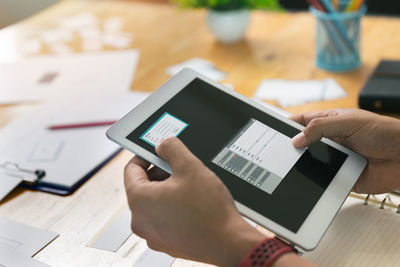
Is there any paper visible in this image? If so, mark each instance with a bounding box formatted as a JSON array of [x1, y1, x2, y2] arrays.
[[47, 42, 74, 55], [17, 38, 42, 56], [41, 29, 74, 44], [166, 58, 226, 81], [303, 194, 400, 266], [0, 172, 22, 201], [59, 13, 99, 30], [254, 78, 347, 107], [104, 17, 124, 32], [0, 50, 140, 104], [0, 244, 50, 267], [0, 92, 149, 189], [88, 208, 132, 252], [47, 91, 149, 126], [133, 248, 175, 267], [0, 217, 58, 257]]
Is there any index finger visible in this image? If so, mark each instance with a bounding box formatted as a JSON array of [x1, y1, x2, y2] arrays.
[[290, 110, 341, 126], [124, 156, 151, 194]]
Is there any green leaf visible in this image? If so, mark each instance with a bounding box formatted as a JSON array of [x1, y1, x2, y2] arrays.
[[169, 0, 283, 10]]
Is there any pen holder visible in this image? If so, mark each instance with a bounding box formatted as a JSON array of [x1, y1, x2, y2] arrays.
[[311, 6, 366, 72]]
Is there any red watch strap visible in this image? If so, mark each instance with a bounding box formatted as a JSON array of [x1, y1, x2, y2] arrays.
[[238, 237, 295, 267]]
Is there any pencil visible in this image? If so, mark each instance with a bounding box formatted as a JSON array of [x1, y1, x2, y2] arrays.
[[48, 120, 117, 130]]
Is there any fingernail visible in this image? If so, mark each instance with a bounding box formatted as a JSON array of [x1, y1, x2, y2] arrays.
[[292, 132, 306, 147]]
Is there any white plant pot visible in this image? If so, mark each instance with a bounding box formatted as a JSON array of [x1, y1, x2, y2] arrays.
[[207, 9, 250, 44]]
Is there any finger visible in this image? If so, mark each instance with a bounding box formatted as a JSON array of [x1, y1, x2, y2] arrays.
[[129, 156, 151, 170], [291, 109, 343, 126], [124, 156, 152, 194], [156, 137, 201, 175], [292, 114, 352, 148], [147, 166, 170, 181]]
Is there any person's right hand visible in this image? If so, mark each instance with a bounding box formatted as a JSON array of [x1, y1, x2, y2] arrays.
[[291, 109, 400, 194]]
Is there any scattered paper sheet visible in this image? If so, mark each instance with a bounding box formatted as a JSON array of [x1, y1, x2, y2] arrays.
[[253, 78, 347, 107], [0, 172, 23, 202], [16, 13, 134, 56], [166, 58, 226, 81], [133, 248, 175, 267], [0, 243, 50, 267], [0, 217, 58, 257], [0, 50, 140, 104], [88, 208, 132, 252]]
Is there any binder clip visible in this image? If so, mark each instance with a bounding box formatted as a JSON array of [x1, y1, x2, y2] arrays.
[[0, 161, 45, 185]]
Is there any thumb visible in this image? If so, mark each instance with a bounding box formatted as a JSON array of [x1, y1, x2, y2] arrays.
[[292, 115, 352, 148], [155, 137, 202, 175]]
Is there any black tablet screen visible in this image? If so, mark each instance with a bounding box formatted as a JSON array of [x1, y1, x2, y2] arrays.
[[126, 78, 347, 233]]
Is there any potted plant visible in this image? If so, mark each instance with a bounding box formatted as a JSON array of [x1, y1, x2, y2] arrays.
[[170, 0, 281, 43]]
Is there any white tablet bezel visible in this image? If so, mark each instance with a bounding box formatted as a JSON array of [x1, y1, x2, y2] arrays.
[[106, 68, 367, 251]]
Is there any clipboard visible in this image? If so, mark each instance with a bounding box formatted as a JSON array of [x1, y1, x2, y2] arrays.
[[7, 148, 122, 195], [0, 92, 149, 199]]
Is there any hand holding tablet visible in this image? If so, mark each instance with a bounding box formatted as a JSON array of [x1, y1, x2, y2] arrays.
[[107, 68, 367, 251]]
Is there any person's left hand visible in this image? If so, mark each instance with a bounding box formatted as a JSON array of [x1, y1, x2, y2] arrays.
[[124, 138, 266, 267]]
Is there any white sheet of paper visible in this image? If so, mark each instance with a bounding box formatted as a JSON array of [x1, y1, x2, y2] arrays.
[[254, 79, 347, 107], [0, 92, 149, 187], [0, 243, 50, 267], [166, 58, 226, 81], [104, 17, 124, 32], [17, 38, 42, 56], [40, 29, 74, 44], [0, 217, 58, 257], [88, 208, 132, 252], [48, 42, 74, 55], [0, 172, 22, 201], [103, 32, 133, 49], [0, 50, 140, 104], [47, 91, 149, 126], [133, 248, 175, 267], [59, 13, 99, 30]]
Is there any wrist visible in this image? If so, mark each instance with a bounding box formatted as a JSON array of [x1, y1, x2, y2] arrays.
[[213, 215, 266, 267]]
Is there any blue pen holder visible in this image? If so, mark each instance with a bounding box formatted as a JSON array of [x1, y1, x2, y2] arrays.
[[311, 6, 366, 72]]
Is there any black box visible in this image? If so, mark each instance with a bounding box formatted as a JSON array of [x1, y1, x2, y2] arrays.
[[358, 60, 400, 113]]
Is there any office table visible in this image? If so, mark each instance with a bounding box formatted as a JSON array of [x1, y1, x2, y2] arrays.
[[0, 1, 399, 266]]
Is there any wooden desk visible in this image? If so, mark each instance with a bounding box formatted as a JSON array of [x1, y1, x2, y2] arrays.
[[0, 1, 399, 266]]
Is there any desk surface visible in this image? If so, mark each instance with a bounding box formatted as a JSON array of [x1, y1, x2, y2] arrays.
[[0, 1, 400, 266]]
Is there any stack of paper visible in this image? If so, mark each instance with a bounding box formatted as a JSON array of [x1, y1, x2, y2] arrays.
[[253, 78, 347, 107], [166, 58, 226, 81]]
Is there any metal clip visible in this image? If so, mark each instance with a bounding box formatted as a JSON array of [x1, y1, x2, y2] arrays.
[[363, 194, 370, 205], [379, 195, 391, 209], [0, 161, 45, 185]]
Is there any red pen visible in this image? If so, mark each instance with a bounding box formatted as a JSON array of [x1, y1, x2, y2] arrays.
[[48, 120, 117, 130]]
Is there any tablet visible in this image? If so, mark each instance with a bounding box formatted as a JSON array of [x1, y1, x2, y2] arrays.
[[106, 68, 367, 251]]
